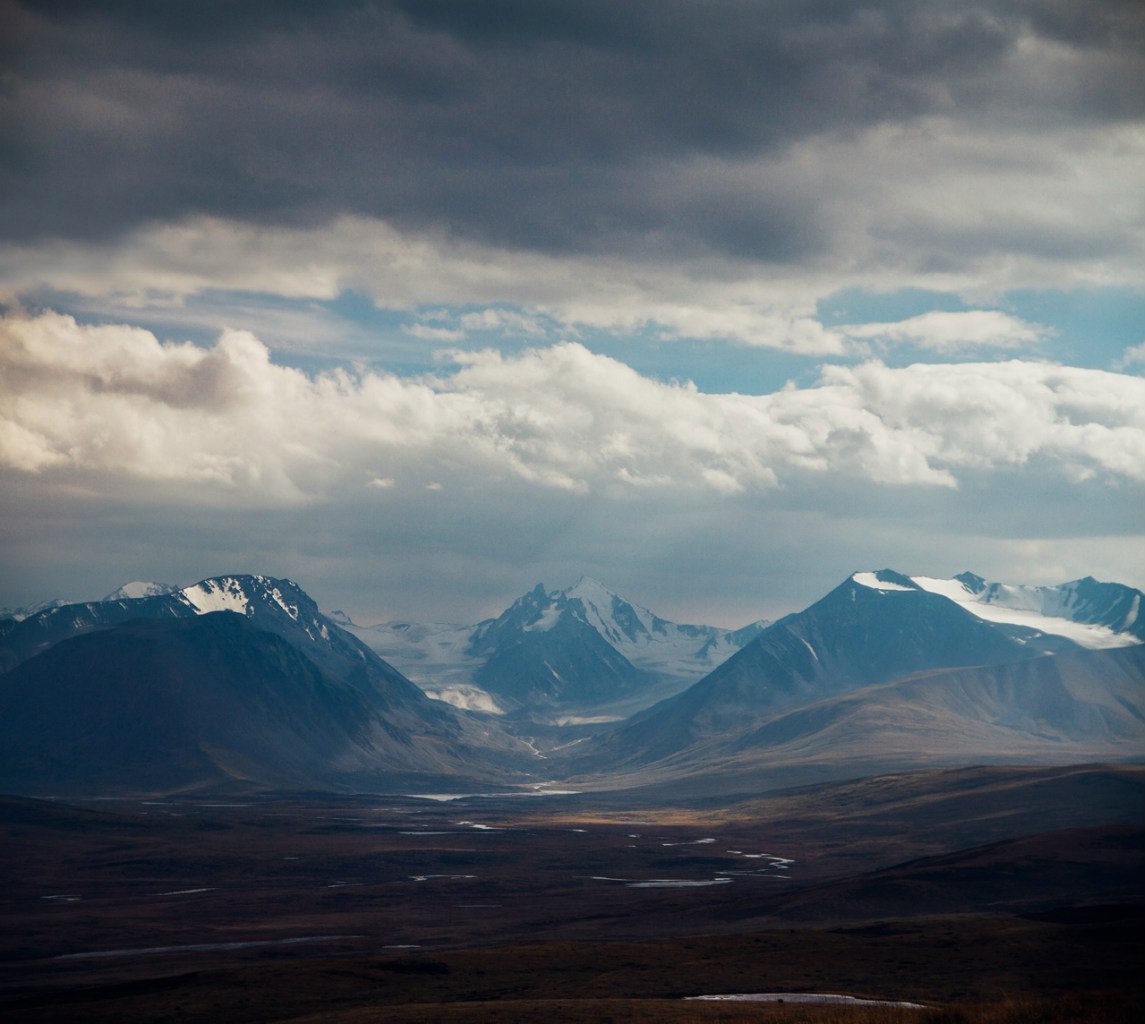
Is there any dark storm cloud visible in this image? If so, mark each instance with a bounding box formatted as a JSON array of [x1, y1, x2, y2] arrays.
[[4, 0, 1141, 260]]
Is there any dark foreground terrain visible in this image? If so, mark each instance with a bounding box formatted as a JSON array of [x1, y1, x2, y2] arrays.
[[2, 764, 1142, 1023]]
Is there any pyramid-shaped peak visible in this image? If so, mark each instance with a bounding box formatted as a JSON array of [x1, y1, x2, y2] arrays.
[[514, 582, 549, 607], [564, 576, 620, 600], [954, 571, 987, 593]]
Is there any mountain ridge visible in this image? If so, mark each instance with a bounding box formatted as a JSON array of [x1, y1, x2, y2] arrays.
[[2, 566, 1141, 798], [0, 613, 533, 795], [345, 576, 770, 719], [564, 569, 1144, 781]]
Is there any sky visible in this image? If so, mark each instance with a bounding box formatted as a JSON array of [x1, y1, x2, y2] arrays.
[[1, 0, 1143, 628]]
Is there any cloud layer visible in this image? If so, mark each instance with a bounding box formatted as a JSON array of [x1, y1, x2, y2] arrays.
[[7, 1, 1143, 251], [2, 3, 1143, 618], [3, 1, 1143, 351], [5, 311, 1143, 502]]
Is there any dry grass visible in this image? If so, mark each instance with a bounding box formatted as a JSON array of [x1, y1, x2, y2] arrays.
[[280, 998, 927, 1024], [3, 784, 1140, 1024], [920, 992, 1139, 1024], [275, 993, 1142, 1024]]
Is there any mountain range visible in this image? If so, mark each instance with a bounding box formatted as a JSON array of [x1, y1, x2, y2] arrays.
[[342, 576, 769, 720], [0, 568, 1141, 798], [568, 569, 1144, 789]]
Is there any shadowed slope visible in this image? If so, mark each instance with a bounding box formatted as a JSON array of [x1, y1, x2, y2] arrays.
[[571, 642, 1145, 790], [0, 613, 531, 796]]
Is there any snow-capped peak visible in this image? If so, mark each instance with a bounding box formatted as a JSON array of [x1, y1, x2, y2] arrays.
[[0, 597, 69, 622], [179, 577, 254, 616], [102, 581, 177, 602], [565, 575, 621, 606], [172, 574, 312, 624], [560, 577, 656, 644]]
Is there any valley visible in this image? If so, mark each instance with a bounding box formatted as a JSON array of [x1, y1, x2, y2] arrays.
[[1, 764, 1142, 1022]]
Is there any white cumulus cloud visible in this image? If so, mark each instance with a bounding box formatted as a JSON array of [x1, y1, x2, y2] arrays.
[[1115, 341, 1145, 371], [3, 311, 1144, 505]]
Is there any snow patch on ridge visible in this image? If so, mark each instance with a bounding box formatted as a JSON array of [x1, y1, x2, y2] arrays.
[[566, 576, 654, 643], [102, 581, 176, 601], [421, 685, 505, 714], [524, 605, 562, 632], [267, 585, 302, 622], [911, 575, 1137, 650], [180, 579, 251, 616], [0, 597, 69, 621], [558, 577, 765, 679], [851, 572, 914, 593]]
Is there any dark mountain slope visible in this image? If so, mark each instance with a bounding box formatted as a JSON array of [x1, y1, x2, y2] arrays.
[[729, 642, 1145, 762], [582, 570, 1071, 767], [0, 613, 532, 796], [469, 585, 655, 708], [0, 591, 192, 673]]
